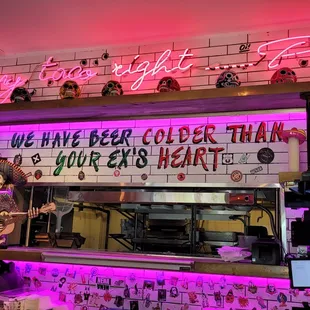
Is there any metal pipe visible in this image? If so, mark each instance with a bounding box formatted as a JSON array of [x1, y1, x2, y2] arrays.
[[190, 205, 197, 255], [25, 186, 34, 247], [133, 213, 138, 252], [306, 98, 310, 171], [47, 187, 52, 233], [105, 209, 110, 250]]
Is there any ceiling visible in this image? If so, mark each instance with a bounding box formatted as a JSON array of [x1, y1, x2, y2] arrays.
[[1, 0, 310, 55]]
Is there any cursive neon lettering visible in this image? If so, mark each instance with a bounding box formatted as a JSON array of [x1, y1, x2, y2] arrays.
[[39, 57, 97, 82], [0, 75, 26, 103], [112, 48, 194, 90], [257, 36, 310, 69], [205, 35, 310, 71]]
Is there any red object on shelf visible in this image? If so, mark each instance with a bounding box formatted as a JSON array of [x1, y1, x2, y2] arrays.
[[228, 193, 254, 205]]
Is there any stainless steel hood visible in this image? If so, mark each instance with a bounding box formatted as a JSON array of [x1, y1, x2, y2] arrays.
[[65, 182, 278, 205]]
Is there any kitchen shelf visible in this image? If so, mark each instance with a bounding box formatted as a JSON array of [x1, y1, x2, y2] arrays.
[[0, 82, 309, 125], [132, 238, 190, 246], [146, 209, 249, 221], [203, 241, 238, 246]]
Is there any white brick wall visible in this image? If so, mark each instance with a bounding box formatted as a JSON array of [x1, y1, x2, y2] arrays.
[[0, 112, 306, 185], [1, 26, 310, 100]]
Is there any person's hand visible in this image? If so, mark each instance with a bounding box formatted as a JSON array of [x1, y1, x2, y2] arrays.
[[28, 207, 39, 219]]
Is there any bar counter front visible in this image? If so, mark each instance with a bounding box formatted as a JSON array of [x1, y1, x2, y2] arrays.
[[1, 83, 310, 309]]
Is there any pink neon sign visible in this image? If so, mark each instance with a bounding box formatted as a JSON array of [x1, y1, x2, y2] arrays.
[[112, 49, 193, 90], [39, 57, 98, 82], [205, 35, 310, 71], [0, 75, 27, 103]]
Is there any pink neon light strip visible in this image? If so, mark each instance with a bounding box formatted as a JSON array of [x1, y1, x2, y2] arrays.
[[39, 57, 97, 82], [0, 75, 27, 104], [112, 49, 193, 90]]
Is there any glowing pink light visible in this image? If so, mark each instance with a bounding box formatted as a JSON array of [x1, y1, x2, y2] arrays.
[[205, 35, 310, 71], [39, 57, 97, 82], [112, 49, 193, 90], [0, 75, 26, 104], [258, 35, 310, 69]]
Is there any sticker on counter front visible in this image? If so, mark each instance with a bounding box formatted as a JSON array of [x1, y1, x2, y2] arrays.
[[65, 269, 76, 279], [23, 276, 31, 288], [170, 276, 178, 286], [156, 272, 165, 286], [32, 277, 42, 288], [225, 290, 235, 304], [104, 290, 112, 302], [257, 296, 267, 309], [25, 263, 32, 274], [58, 277, 66, 288], [170, 287, 179, 298], [266, 283, 277, 295], [158, 289, 167, 302], [202, 293, 209, 308], [144, 293, 152, 308], [196, 276, 203, 288], [143, 280, 155, 290], [208, 279, 214, 290], [68, 283, 78, 293], [289, 288, 299, 297], [182, 277, 189, 290], [277, 292, 287, 307], [214, 291, 222, 307], [220, 277, 226, 289], [129, 273, 136, 283], [59, 292, 66, 302], [74, 293, 83, 304], [38, 267, 47, 276], [90, 267, 98, 280], [96, 277, 111, 290], [248, 281, 257, 294], [188, 292, 199, 303], [124, 284, 130, 298], [84, 287, 90, 301], [130, 300, 139, 310], [238, 296, 249, 308], [114, 296, 124, 308], [51, 268, 59, 278]]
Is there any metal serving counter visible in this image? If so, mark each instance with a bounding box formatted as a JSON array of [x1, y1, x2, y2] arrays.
[[0, 247, 289, 278]]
